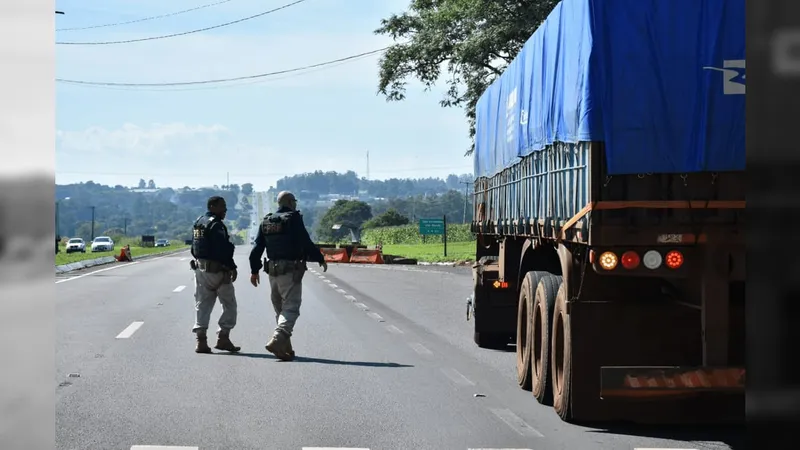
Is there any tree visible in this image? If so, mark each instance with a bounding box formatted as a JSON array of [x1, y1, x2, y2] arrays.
[[241, 183, 254, 195], [138, 179, 146, 189], [147, 179, 156, 189], [315, 200, 373, 243], [375, 0, 557, 155], [237, 216, 251, 230], [363, 208, 410, 229]]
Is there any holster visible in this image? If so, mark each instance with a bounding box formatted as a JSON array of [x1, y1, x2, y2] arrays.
[[189, 260, 198, 270], [267, 259, 307, 282], [197, 259, 226, 273]]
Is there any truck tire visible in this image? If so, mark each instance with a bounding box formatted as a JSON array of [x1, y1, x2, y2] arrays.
[[531, 273, 561, 405], [551, 280, 573, 421], [516, 271, 547, 390]]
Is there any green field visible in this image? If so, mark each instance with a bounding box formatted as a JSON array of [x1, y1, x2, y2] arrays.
[[381, 241, 474, 263], [56, 237, 189, 266]]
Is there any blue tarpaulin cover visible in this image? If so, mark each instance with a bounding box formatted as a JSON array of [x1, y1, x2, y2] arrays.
[[473, 0, 745, 178]]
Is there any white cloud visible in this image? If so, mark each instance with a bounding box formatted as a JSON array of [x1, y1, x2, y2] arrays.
[[57, 122, 229, 156]]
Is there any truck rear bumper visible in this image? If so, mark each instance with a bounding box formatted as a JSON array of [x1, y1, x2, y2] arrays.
[[600, 366, 745, 399]]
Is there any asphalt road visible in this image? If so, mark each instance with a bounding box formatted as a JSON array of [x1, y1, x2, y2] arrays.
[[55, 248, 744, 450]]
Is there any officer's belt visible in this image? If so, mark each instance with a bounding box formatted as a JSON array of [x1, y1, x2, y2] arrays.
[[197, 259, 229, 273], [266, 259, 305, 275]]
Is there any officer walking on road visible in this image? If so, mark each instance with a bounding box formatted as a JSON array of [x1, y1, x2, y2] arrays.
[[249, 191, 327, 361], [190, 195, 241, 354]]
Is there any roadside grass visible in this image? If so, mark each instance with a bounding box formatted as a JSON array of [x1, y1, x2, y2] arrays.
[[380, 241, 474, 263], [56, 237, 188, 265]]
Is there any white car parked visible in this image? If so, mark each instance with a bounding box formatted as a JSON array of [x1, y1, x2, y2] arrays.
[[65, 238, 86, 253], [91, 236, 115, 252]]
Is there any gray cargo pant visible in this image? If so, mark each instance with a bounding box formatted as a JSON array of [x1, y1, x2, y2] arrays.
[[192, 261, 237, 334], [268, 260, 305, 338]]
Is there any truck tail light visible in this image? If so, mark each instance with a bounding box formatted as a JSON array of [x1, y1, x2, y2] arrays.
[[665, 250, 684, 269], [599, 251, 618, 270], [620, 251, 640, 269]]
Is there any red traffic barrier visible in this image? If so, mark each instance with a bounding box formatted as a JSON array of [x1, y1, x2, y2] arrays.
[[321, 247, 350, 263], [349, 249, 385, 264]]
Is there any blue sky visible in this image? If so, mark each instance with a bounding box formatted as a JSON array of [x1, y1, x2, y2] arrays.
[[55, 0, 474, 191]]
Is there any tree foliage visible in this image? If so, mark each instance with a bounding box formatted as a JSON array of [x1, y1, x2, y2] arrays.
[[375, 0, 557, 155], [362, 208, 410, 229], [276, 170, 472, 198], [55, 181, 245, 242], [314, 200, 373, 243]]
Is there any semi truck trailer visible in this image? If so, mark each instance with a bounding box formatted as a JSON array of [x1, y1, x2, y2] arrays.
[[467, 0, 745, 423]]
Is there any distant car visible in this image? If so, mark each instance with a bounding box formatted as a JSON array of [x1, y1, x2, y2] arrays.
[[91, 236, 114, 252], [155, 239, 170, 247], [65, 238, 86, 253]]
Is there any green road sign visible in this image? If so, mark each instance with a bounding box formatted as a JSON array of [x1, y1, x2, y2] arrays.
[[419, 218, 444, 235]]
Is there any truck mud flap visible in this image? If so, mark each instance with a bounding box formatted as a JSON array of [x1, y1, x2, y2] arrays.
[[600, 366, 745, 398]]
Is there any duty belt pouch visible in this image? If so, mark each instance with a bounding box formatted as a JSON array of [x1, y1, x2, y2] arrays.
[[263, 257, 269, 274], [291, 261, 307, 282], [268, 260, 286, 276], [199, 260, 223, 273]]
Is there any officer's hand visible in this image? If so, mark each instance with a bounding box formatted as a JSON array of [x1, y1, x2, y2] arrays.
[[320, 261, 328, 272], [230, 269, 238, 283], [250, 273, 259, 287]]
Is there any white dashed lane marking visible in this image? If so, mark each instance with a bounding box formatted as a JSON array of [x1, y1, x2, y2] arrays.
[[173, 285, 186, 292], [366, 312, 384, 322], [116, 321, 144, 339], [328, 283, 338, 288], [488, 408, 544, 438], [354, 303, 369, 311], [335, 288, 347, 294], [344, 295, 357, 302], [409, 343, 433, 355], [385, 325, 404, 334], [441, 368, 475, 387]]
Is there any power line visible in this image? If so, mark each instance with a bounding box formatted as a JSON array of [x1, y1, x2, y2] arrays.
[[56, 0, 308, 45], [56, 0, 235, 31], [56, 47, 389, 87], [56, 51, 381, 92]]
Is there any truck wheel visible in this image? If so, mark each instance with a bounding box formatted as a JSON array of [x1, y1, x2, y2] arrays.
[[551, 280, 573, 420], [531, 273, 561, 405], [516, 271, 546, 390]]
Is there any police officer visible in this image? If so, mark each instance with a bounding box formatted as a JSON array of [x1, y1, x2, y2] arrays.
[[190, 195, 241, 354], [249, 191, 327, 361]]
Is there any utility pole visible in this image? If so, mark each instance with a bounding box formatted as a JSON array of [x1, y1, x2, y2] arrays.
[[90, 206, 96, 240], [366, 150, 370, 180], [460, 181, 471, 224], [123, 217, 128, 236]]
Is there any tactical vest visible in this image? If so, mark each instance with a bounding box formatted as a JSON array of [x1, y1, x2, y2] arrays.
[[261, 211, 297, 260], [191, 214, 217, 259]]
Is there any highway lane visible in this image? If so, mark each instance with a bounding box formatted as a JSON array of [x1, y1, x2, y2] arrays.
[[304, 263, 746, 450], [55, 248, 744, 450]]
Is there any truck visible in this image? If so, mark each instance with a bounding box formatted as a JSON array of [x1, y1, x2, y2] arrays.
[[467, 0, 745, 424]]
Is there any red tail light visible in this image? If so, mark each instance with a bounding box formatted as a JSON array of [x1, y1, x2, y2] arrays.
[[620, 251, 640, 269], [665, 250, 684, 269]]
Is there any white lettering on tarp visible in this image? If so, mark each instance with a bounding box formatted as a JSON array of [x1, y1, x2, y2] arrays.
[[506, 87, 518, 144], [703, 59, 745, 95]]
